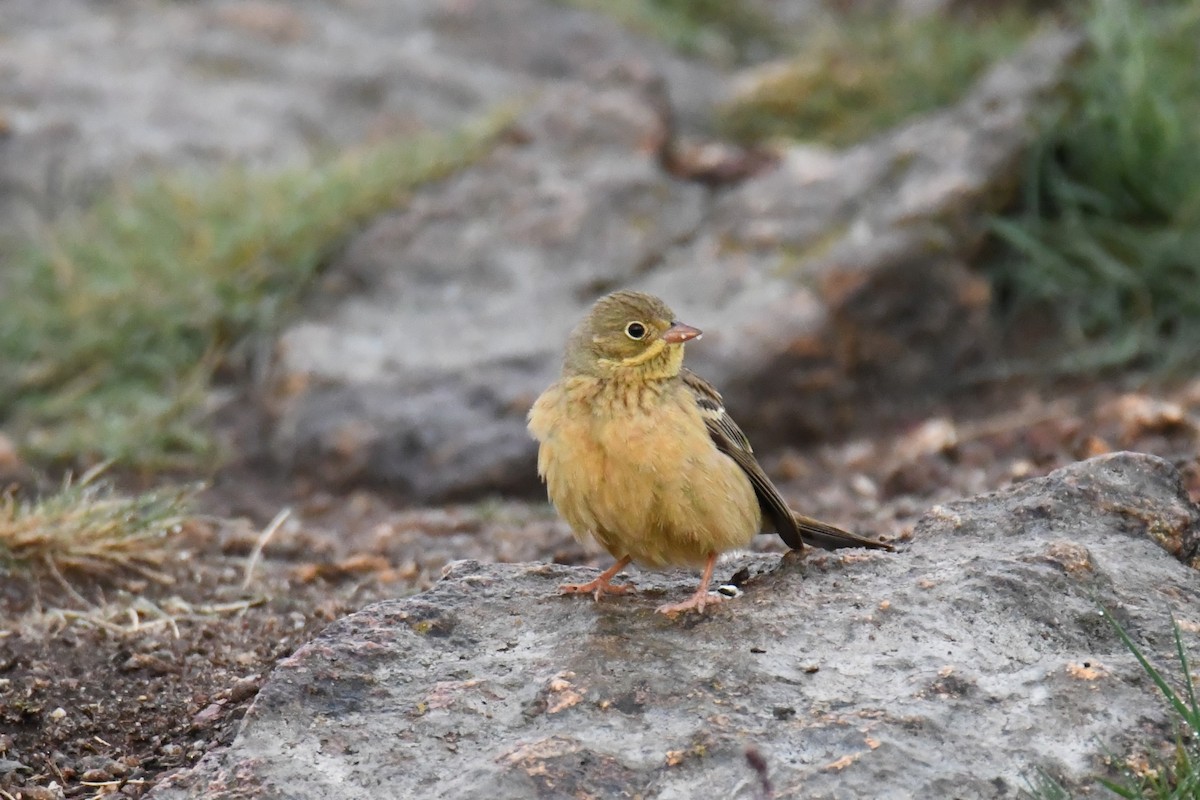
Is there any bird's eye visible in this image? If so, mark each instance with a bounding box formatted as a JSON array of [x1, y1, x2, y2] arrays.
[[625, 321, 646, 340]]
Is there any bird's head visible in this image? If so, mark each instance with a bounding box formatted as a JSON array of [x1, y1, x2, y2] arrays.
[[563, 290, 701, 379]]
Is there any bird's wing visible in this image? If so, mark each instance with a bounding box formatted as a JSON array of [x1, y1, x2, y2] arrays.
[[680, 369, 894, 552], [681, 369, 804, 549]]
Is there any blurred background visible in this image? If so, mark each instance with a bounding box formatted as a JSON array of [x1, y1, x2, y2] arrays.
[[1, 0, 1199, 793], [1, 0, 1198, 499], [2, 0, 1198, 500]]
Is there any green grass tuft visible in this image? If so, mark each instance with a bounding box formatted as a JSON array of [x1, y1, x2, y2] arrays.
[[715, 10, 1032, 147], [0, 113, 511, 472], [1027, 611, 1200, 799], [990, 0, 1200, 373], [1096, 613, 1200, 798]]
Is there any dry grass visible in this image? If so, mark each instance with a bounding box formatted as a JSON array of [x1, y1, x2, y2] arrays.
[[0, 465, 193, 588], [21, 596, 266, 638]]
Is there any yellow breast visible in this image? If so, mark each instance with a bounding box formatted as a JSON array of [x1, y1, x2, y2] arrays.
[[527, 376, 761, 568]]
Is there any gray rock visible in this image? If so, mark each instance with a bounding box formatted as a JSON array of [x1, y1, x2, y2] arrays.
[[265, 79, 709, 497], [149, 452, 1200, 799], [0, 0, 722, 238], [267, 30, 1081, 499]]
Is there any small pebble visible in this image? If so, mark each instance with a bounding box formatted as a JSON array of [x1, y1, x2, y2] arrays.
[[229, 677, 261, 704]]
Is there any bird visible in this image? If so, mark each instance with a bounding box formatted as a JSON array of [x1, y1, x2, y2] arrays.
[[527, 290, 892, 616]]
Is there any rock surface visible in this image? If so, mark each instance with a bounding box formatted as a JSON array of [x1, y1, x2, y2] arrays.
[[265, 28, 1082, 499], [0, 0, 722, 238], [150, 452, 1200, 799]]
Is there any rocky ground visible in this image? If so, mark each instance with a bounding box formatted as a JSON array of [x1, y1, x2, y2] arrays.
[[3, 377, 1200, 797], [1, 0, 1198, 797], [149, 449, 1200, 799]]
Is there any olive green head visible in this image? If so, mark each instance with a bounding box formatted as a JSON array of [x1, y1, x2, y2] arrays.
[[563, 290, 701, 378]]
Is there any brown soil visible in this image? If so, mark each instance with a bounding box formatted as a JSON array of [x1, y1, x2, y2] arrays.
[[3, 377, 1199, 798]]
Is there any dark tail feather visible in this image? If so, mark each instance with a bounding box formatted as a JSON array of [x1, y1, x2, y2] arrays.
[[792, 513, 894, 552]]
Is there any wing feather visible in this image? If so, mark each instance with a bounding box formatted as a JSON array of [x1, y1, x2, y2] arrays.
[[680, 369, 893, 552], [681, 369, 804, 549]]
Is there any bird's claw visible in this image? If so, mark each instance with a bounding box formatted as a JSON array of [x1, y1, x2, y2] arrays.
[[559, 580, 633, 601], [656, 591, 724, 617]]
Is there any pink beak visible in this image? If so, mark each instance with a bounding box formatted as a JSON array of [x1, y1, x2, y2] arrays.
[[662, 321, 702, 344]]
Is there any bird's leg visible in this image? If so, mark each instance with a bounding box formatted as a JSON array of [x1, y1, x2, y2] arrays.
[[560, 555, 634, 600], [656, 552, 723, 616]]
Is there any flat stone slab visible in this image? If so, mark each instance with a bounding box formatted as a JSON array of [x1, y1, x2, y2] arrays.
[[151, 452, 1200, 798]]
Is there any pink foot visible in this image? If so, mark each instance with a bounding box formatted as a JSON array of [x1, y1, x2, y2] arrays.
[[656, 589, 724, 616], [559, 556, 634, 601], [656, 552, 723, 617], [560, 578, 633, 601]]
